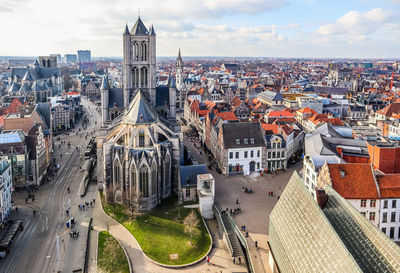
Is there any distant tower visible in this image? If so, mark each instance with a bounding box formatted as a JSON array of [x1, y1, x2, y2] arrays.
[[175, 49, 184, 111], [123, 17, 156, 108], [101, 75, 110, 125], [168, 73, 176, 119], [176, 48, 183, 91]]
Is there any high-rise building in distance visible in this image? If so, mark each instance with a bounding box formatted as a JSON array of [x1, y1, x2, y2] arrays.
[[77, 50, 91, 62], [64, 54, 77, 63]]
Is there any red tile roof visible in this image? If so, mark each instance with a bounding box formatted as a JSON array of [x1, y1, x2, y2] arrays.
[[215, 112, 239, 121], [327, 163, 379, 199], [377, 174, 400, 198], [261, 124, 279, 134], [376, 103, 400, 117], [297, 107, 317, 115], [268, 111, 295, 118]]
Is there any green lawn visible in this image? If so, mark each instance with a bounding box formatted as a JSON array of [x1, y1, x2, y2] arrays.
[[97, 231, 130, 273], [100, 191, 211, 265]]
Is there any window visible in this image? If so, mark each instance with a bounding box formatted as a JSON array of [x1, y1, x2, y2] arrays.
[[361, 212, 366, 217], [250, 151, 254, 157], [383, 212, 388, 223], [277, 142, 281, 149], [272, 143, 276, 149], [185, 188, 191, 198], [360, 199, 367, 207], [272, 152, 276, 158], [139, 165, 149, 198], [390, 227, 395, 238], [139, 128, 145, 147], [382, 227, 387, 234], [244, 139, 248, 144], [393, 200, 397, 208], [277, 151, 280, 158], [250, 138, 254, 144], [384, 200, 388, 209], [257, 150, 260, 157], [268, 152, 271, 158], [236, 139, 240, 145], [392, 212, 396, 222], [370, 200, 376, 208], [229, 152, 233, 159], [281, 151, 285, 158], [244, 151, 248, 158], [235, 152, 239, 159], [257, 162, 260, 169], [369, 212, 376, 221]]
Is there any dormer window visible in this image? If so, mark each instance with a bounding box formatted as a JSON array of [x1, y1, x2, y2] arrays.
[[244, 139, 248, 144], [250, 138, 254, 144], [236, 139, 240, 145]]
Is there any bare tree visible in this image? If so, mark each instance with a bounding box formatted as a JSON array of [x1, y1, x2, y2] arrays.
[[103, 235, 119, 271], [183, 210, 200, 245], [107, 189, 116, 213]]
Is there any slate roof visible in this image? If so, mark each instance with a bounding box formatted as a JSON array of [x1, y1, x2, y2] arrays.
[[11, 67, 60, 81], [130, 17, 149, 35], [222, 122, 264, 149], [155, 86, 169, 107], [180, 164, 207, 187], [269, 171, 400, 273], [311, 86, 348, 95], [123, 90, 157, 125], [108, 88, 123, 108], [100, 75, 109, 90]]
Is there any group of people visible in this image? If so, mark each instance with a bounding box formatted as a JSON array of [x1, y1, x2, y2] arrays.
[[242, 186, 253, 193], [78, 198, 96, 210], [69, 230, 79, 238]]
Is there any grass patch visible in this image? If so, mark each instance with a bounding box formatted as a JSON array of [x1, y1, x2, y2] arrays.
[[100, 191, 211, 265], [97, 231, 130, 273]]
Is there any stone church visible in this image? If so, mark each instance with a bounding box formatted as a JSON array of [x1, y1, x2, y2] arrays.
[[101, 17, 182, 212]]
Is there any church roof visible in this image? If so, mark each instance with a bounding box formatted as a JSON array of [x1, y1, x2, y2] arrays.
[[167, 73, 176, 88], [19, 82, 31, 92], [123, 90, 157, 125], [130, 17, 149, 35], [22, 70, 33, 81]]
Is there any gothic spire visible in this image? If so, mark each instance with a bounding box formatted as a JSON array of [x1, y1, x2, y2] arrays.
[[123, 23, 130, 35]]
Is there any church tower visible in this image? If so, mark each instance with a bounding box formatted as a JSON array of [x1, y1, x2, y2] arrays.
[[100, 75, 110, 125], [176, 48, 183, 91], [123, 17, 156, 108]]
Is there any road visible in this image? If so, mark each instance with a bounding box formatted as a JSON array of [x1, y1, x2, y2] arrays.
[[0, 97, 102, 273]]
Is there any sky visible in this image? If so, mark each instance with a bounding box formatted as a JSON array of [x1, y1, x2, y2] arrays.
[[1, 0, 400, 58]]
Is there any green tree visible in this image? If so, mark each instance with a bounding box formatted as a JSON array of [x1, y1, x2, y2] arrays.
[[103, 236, 119, 271], [183, 210, 200, 245]]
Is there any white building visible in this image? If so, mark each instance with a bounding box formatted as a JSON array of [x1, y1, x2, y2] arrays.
[[218, 122, 265, 175], [378, 198, 400, 241], [197, 173, 215, 219], [0, 157, 12, 224]]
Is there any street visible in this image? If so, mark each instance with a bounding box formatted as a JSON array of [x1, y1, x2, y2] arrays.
[[0, 97, 102, 273]]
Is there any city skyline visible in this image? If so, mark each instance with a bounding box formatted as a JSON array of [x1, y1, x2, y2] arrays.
[[1, 0, 400, 58]]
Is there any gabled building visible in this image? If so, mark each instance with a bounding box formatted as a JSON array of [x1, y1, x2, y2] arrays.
[[217, 122, 265, 175]]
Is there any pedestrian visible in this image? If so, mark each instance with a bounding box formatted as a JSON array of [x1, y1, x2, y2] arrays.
[[277, 196, 280, 200], [90, 201, 92, 206], [233, 257, 236, 264], [236, 198, 239, 205], [67, 187, 70, 193], [32, 196, 35, 202], [83, 205, 85, 210], [255, 241, 258, 249], [93, 198, 95, 204], [230, 209, 232, 214], [26, 198, 28, 203], [271, 191, 273, 196], [207, 255, 209, 263], [238, 257, 241, 264], [15, 207, 18, 213]]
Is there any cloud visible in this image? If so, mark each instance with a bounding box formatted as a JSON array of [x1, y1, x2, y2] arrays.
[[0, 6, 14, 12]]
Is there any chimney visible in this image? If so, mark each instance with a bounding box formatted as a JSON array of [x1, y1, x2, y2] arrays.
[[316, 187, 328, 209]]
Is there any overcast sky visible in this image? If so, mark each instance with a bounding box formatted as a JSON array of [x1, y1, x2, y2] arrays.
[[1, 0, 400, 58]]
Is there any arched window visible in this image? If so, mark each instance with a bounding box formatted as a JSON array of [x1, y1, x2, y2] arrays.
[[165, 155, 171, 189], [152, 163, 157, 195], [114, 162, 121, 190], [130, 164, 137, 199], [140, 165, 149, 198], [47, 60, 50, 67], [135, 43, 139, 61], [139, 128, 145, 147]]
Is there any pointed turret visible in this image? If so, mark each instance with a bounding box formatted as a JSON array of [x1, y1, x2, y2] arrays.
[[130, 17, 148, 35], [168, 73, 176, 89], [33, 60, 39, 70], [123, 23, 130, 35], [176, 48, 183, 68], [149, 24, 156, 36], [100, 75, 109, 90]]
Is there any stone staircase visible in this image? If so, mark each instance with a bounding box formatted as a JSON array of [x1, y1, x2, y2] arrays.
[[221, 213, 245, 259]]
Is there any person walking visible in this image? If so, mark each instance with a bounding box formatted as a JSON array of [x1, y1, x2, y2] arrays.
[[207, 255, 210, 263]]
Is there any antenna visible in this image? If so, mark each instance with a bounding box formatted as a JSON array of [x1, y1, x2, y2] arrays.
[[138, 8, 141, 18]]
